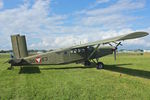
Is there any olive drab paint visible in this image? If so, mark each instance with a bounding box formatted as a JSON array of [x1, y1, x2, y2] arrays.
[[8, 31, 149, 68], [11, 34, 28, 59]]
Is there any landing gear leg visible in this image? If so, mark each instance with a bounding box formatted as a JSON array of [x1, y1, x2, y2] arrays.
[[7, 65, 14, 70], [96, 58, 99, 63], [20, 66, 23, 70]]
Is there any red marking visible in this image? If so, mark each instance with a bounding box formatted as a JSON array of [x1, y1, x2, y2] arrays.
[[35, 56, 42, 63]]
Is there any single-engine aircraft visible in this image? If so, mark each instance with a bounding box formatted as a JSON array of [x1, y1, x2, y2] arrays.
[[7, 31, 149, 70]]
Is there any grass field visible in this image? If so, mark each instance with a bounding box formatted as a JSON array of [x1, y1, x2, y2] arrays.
[[0, 54, 150, 100]]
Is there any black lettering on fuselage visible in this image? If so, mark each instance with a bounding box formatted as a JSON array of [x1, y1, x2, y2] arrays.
[[41, 57, 48, 62], [29, 59, 35, 63], [29, 57, 48, 64]]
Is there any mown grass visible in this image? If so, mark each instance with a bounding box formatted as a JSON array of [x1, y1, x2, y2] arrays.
[[0, 53, 150, 100]]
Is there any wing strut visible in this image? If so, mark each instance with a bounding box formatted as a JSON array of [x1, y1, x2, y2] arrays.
[[113, 42, 122, 60], [87, 44, 100, 60]]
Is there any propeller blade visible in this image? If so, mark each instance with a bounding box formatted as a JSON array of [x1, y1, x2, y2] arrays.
[[114, 49, 116, 61]]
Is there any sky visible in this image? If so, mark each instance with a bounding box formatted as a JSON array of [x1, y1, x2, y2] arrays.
[[0, 0, 150, 50]]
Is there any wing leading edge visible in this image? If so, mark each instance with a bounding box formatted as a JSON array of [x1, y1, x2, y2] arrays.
[[71, 31, 149, 49]]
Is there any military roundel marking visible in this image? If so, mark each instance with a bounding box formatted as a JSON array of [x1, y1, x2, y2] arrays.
[[35, 56, 42, 63]]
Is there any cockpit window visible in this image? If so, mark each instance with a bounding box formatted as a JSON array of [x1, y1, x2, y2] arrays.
[[70, 49, 77, 54]]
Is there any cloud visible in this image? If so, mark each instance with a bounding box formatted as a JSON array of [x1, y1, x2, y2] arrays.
[[96, 0, 110, 4], [0, 0, 3, 9], [0, 0, 149, 50], [0, 0, 65, 35], [89, 0, 110, 8], [0, 0, 67, 49], [75, 0, 146, 30], [86, 0, 145, 16], [30, 35, 89, 49]]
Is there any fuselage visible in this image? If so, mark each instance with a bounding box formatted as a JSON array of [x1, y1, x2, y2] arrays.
[[19, 46, 115, 66]]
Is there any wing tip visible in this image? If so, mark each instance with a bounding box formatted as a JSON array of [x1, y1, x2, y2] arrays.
[[135, 31, 149, 36], [144, 32, 149, 36]]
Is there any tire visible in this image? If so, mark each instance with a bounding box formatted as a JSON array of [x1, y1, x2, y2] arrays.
[[96, 62, 104, 69]]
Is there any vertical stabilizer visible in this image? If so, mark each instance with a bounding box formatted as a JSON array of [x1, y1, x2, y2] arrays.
[[11, 34, 28, 59]]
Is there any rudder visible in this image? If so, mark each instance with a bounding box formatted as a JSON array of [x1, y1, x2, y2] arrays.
[[11, 34, 28, 59]]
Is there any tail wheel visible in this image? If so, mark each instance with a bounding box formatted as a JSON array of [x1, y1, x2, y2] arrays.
[[96, 62, 104, 69]]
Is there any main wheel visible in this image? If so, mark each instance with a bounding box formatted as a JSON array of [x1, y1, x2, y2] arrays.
[[96, 62, 104, 69], [84, 61, 91, 66]]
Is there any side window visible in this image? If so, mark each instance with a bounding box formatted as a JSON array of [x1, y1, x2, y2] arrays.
[[70, 50, 74, 54], [70, 49, 85, 54], [64, 51, 67, 54], [80, 48, 85, 53], [70, 49, 77, 54], [74, 50, 77, 53]]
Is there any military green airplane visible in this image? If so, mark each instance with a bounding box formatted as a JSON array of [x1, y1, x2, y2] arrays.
[[7, 31, 148, 70]]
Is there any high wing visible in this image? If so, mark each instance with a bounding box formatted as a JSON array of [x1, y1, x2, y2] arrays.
[[70, 31, 149, 49]]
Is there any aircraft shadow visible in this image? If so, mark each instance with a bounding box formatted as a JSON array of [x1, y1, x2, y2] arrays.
[[40, 63, 150, 79], [40, 66, 95, 70], [18, 63, 150, 79], [19, 65, 41, 74], [104, 64, 150, 79], [40, 64, 130, 70], [40, 62, 97, 70]]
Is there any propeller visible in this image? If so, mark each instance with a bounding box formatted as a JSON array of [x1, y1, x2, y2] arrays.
[[113, 42, 122, 61], [114, 49, 117, 61]]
